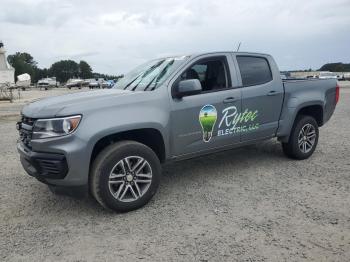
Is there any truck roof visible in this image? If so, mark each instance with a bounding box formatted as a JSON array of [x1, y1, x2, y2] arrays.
[[196, 51, 270, 56], [160, 51, 271, 60]]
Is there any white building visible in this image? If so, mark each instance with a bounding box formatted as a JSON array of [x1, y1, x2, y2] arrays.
[[0, 41, 15, 85]]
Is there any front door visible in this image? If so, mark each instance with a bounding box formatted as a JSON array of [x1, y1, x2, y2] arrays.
[[169, 54, 242, 157]]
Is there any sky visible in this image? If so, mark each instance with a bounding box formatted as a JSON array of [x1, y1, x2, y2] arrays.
[[1, 0, 350, 75]]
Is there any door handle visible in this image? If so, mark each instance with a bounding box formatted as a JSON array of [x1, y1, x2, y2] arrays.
[[223, 97, 236, 103], [267, 90, 278, 96]]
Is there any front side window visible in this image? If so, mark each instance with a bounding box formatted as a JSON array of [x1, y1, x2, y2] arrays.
[[237, 56, 272, 86], [179, 57, 229, 92]]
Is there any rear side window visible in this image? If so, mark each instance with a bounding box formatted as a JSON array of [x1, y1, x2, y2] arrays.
[[237, 56, 272, 86]]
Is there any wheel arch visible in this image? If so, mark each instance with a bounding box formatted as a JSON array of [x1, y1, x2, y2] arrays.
[[278, 102, 324, 142], [89, 128, 166, 171], [296, 104, 324, 127]]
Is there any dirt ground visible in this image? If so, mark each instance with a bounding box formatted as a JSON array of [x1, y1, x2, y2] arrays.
[[0, 85, 349, 261], [0, 87, 89, 118]]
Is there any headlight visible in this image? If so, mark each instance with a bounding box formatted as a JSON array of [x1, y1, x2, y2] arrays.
[[32, 115, 82, 139]]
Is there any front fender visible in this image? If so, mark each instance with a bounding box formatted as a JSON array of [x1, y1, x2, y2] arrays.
[[75, 103, 170, 165]]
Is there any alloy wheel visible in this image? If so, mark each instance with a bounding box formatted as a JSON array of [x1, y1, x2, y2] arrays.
[[298, 123, 316, 154], [108, 156, 152, 202]]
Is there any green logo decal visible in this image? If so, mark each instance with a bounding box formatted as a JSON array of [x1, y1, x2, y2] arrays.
[[199, 105, 217, 142], [218, 106, 259, 136], [198, 105, 260, 142]]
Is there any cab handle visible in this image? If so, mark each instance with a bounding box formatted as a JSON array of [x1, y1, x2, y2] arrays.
[[267, 90, 277, 96], [223, 97, 236, 103]]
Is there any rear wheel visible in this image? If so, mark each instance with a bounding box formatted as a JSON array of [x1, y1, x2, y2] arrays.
[[282, 115, 319, 160], [90, 141, 161, 212]]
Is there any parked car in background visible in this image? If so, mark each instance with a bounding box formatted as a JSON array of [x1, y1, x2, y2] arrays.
[[99, 78, 110, 89], [66, 78, 84, 89], [336, 74, 350, 81], [306, 75, 317, 79], [37, 77, 59, 90], [82, 79, 90, 87], [89, 78, 113, 89], [106, 80, 115, 88], [88, 79, 99, 89], [343, 73, 350, 81], [319, 71, 337, 79]]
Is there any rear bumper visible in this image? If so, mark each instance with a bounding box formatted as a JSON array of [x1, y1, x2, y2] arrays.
[[17, 142, 68, 181]]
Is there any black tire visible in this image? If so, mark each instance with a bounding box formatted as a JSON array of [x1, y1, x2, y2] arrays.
[[90, 140, 161, 212], [282, 115, 319, 160]]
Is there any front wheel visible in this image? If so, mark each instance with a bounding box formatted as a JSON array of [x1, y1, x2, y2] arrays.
[[90, 141, 161, 212], [282, 115, 319, 160]]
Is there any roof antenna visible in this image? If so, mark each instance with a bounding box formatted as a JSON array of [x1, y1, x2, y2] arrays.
[[236, 42, 241, 52]]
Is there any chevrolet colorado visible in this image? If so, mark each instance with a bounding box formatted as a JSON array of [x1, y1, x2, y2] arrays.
[[17, 52, 339, 212]]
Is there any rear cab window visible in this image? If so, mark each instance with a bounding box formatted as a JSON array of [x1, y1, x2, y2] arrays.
[[236, 56, 272, 86]]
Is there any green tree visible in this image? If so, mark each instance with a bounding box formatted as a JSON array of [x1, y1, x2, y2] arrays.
[[50, 60, 79, 83], [7, 52, 37, 82], [33, 68, 49, 83], [79, 60, 93, 79], [8, 51, 123, 84], [319, 63, 350, 72]]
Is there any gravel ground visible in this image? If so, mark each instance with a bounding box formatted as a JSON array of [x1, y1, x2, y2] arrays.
[[0, 87, 349, 261], [0, 87, 89, 118]]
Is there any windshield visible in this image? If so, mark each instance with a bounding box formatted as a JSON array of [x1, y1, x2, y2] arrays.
[[113, 56, 189, 91]]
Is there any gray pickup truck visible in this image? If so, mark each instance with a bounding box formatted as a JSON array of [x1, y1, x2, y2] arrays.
[[17, 51, 339, 212]]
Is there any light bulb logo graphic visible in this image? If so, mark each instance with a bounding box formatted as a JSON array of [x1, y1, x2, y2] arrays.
[[199, 104, 217, 142]]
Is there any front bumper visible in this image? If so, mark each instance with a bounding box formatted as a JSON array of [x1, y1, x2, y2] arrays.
[[18, 142, 68, 181], [18, 141, 89, 197], [16, 131, 91, 187]]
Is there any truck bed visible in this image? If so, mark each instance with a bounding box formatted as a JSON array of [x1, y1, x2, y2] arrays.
[[282, 78, 338, 125]]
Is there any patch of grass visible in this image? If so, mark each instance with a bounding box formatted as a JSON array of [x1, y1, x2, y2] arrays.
[[200, 115, 216, 132]]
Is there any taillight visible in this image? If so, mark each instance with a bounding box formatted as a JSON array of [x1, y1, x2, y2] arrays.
[[335, 84, 340, 104]]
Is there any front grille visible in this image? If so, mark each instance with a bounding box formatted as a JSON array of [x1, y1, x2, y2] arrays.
[[18, 115, 36, 149]]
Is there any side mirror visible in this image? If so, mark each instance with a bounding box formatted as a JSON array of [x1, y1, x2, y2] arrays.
[[173, 79, 202, 98]]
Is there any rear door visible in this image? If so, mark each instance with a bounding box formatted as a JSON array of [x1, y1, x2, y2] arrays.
[[169, 54, 242, 157], [234, 55, 284, 141]]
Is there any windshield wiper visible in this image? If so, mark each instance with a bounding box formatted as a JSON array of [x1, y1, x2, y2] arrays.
[[146, 59, 175, 91], [123, 61, 163, 90], [131, 60, 165, 91], [123, 74, 141, 90]]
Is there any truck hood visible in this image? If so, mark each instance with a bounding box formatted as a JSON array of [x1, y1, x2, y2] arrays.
[[22, 89, 135, 118]]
